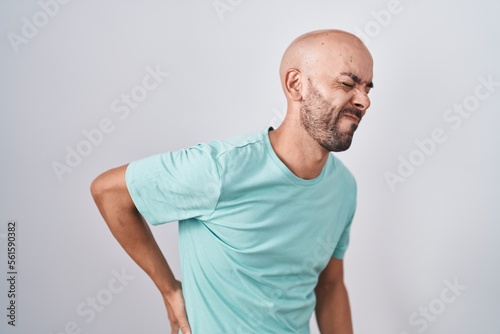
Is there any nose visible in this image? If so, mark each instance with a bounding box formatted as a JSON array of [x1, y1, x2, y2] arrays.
[[352, 89, 371, 116]]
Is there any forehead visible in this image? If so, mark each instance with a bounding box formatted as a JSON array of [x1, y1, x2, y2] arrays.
[[317, 42, 373, 82]]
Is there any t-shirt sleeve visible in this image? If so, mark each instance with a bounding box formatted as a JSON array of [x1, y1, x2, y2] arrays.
[[331, 211, 354, 259], [125, 143, 221, 226]]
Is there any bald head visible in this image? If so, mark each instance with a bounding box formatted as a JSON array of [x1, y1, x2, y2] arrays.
[[274, 29, 374, 153], [279, 29, 373, 96]]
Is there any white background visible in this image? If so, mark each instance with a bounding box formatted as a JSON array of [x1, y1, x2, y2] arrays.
[[1, 0, 499, 333]]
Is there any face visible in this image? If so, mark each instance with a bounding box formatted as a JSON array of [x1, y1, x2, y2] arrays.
[[300, 54, 373, 152], [300, 81, 360, 152]]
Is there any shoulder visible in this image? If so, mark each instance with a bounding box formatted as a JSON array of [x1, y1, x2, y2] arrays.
[[199, 127, 268, 160]]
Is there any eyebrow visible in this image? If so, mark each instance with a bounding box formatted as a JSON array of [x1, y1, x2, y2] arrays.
[[340, 71, 374, 88]]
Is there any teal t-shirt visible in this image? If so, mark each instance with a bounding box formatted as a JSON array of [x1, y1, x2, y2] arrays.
[[125, 127, 357, 333]]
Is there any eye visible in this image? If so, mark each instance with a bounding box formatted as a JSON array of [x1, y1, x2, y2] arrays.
[[341, 82, 354, 88]]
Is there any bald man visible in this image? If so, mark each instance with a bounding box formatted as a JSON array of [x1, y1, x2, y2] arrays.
[[91, 29, 373, 334]]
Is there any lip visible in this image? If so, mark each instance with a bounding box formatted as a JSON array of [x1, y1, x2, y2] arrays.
[[343, 114, 360, 124]]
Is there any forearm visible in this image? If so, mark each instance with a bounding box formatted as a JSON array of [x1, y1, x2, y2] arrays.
[[92, 165, 192, 333], [315, 281, 353, 334], [101, 204, 177, 295], [91, 166, 178, 297]]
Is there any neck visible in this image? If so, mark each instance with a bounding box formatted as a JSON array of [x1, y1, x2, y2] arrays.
[[268, 115, 330, 180]]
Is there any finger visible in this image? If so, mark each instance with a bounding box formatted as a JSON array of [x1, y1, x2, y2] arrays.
[[176, 310, 191, 332], [179, 322, 192, 334], [176, 312, 191, 334]]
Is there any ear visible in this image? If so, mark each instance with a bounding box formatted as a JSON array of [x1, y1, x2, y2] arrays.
[[284, 69, 304, 101]]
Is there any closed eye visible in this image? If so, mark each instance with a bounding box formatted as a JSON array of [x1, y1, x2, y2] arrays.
[[341, 82, 354, 88]]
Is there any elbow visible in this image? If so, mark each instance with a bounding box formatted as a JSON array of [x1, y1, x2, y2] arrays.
[[90, 171, 116, 205], [90, 173, 106, 204], [90, 164, 134, 211]]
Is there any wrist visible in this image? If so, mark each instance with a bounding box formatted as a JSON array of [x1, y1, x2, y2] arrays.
[[160, 279, 182, 300]]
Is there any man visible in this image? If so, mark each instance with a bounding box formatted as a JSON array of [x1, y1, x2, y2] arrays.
[[91, 29, 373, 333]]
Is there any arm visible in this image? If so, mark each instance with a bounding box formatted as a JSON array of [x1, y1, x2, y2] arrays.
[[314, 257, 353, 334], [90, 164, 191, 334]]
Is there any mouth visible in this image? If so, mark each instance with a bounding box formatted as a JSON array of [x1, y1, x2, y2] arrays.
[[343, 113, 360, 124]]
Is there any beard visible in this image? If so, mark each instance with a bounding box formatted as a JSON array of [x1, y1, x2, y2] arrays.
[[300, 82, 362, 152]]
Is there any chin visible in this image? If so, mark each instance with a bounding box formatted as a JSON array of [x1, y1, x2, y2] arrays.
[[321, 137, 353, 152], [330, 143, 352, 152]]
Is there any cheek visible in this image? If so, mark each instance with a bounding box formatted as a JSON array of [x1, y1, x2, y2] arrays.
[[326, 92, 351, 110], [339, 94, 353, 107]]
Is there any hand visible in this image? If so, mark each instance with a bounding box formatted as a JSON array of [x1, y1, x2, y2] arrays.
[[163, 280, 192, 334]]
